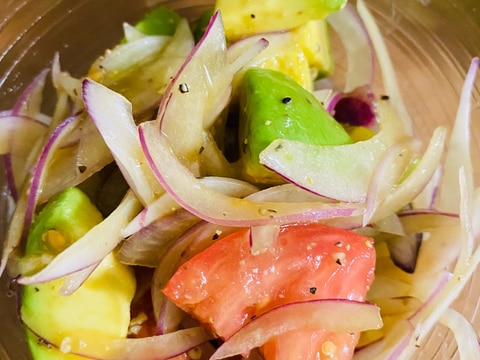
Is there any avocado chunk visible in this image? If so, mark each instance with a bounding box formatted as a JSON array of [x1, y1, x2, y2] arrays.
[[134, 5, 181, 36], [21, 187, 136, 359], [293, 19, 334, 79], [215, 0, 347, 41], [192, 8, 215, 43], [238, 68, 352, 184], [24, 187, 103, 258]]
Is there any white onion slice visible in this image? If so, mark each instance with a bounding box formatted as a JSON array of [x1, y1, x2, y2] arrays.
[[18, 190, 141, 285], [211, 299, 382, 360], [139, 121, 360, 226]]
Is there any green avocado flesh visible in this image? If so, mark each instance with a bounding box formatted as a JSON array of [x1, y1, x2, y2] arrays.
[[215, 0, 347, 41], [21, 188, 135, 360], [134, 6, 181, 36], [25, 187, 103, 258], [238, 67, 352, 184]]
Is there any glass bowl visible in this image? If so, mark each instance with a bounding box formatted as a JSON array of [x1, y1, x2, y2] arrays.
[[0, 0, 479, 359]]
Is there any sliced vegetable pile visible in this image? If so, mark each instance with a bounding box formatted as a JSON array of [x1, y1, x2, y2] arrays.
[[0, 0, 479, 359]]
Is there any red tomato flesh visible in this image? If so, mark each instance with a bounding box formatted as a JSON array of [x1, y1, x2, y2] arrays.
[[163, 223, 375, 359]]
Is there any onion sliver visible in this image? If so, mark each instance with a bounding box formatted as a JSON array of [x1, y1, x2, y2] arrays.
[[139, 121, 360, 226], [122, 176, 258, 237], [436, 57, 478, 213], [368, 127, 446, 223], [11, 68, 50, 119], [24, 114, 80, 243], [0, 115, 48, 198], [327, 3, 374, 92], [83, 78, 164, 206], [156, 10, 230, 172], [440, 308, 480, 359], [211, 299, 382, 360], [357, 0, 413, 136]]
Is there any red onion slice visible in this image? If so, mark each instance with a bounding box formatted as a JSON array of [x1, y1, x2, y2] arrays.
[[210, 299, 382, 360], [117, 209, 200, 268], [139, 121, 360, 227], [83, 78, 164, 206], [327, 3, 374, 92], [436, 57, 478, 213], [357, 0, 413, 136], [368, 127, 446, 224], [0, 115, 48, 199], [24, 114, 80, 243], [122, 176, 258, 237], [156, 11, 266, 176], [156, 10, 230, 173], [11, 68, 50, 119], [363, 140, 419, 225], [440, 308, 480, 359]]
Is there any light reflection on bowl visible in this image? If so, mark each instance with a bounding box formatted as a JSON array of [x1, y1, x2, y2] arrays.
[[0, 0, 479, 359]]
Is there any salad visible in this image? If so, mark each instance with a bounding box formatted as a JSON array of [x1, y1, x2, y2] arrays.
[[0, 0, 479, 359]]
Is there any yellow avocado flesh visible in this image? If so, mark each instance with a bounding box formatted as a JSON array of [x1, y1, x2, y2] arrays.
[[215, 0, 347, 41], [21, 188, 136, 359]]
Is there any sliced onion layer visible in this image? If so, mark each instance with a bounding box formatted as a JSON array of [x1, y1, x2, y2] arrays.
[[211, 299, 382, 360], [139, 120, 360, 227]]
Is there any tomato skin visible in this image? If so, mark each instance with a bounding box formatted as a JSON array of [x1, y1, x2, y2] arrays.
[[163, 223, 375, 358]]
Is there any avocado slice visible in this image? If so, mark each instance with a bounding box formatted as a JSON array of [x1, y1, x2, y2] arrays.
[[192, 8, 215, 43], [215, 0, 347, 41], [293, 19, 334, 79], [238, 68, 352, 184], [134, 5, 181, 36], [21, 187, 136, 359]]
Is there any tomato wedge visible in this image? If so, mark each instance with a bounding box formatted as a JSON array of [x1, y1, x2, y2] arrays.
[[163, 223, 375, 359]]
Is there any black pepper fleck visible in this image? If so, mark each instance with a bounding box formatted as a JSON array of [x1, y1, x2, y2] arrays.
[[250, 14, 256, 19], [179, 83, 190, 93], [212, 233, 220, 240], [336, 258, 343, 265], [381, 94, 390, 100], [281, 96, 292, 104], [78, 165, 87, 173], [309, 287, 317, 294]]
